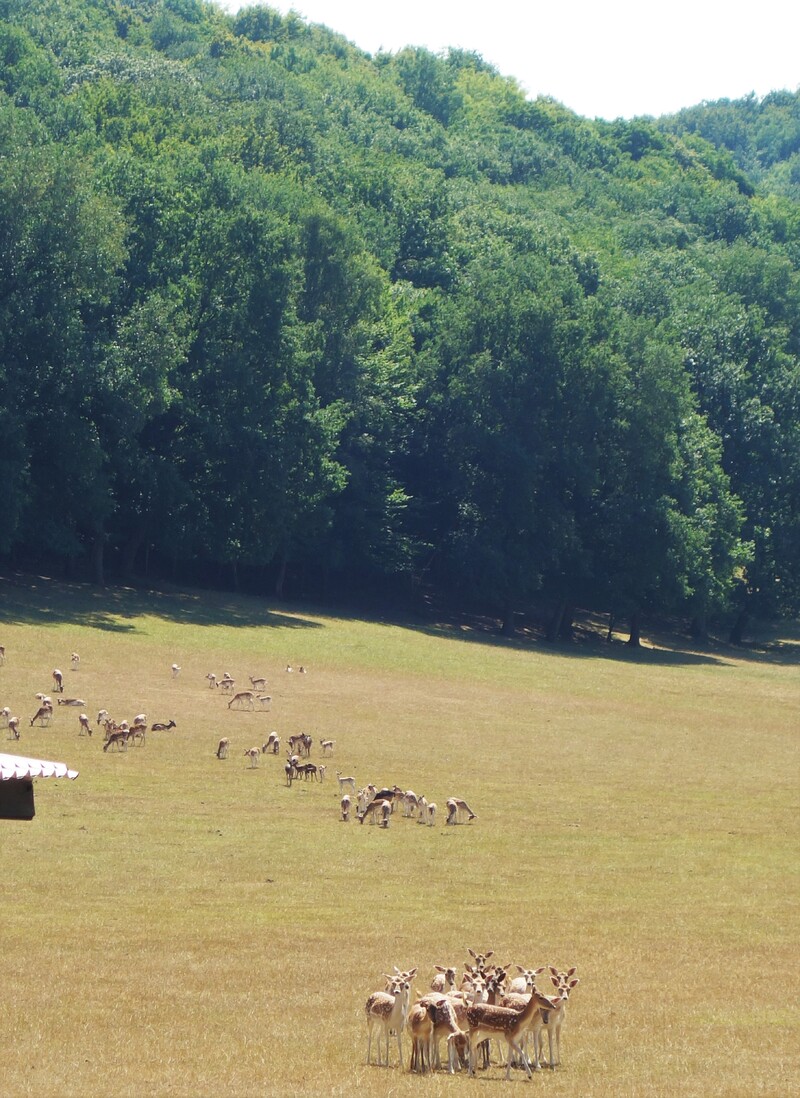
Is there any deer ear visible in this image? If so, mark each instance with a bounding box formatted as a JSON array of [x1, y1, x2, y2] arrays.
[[569, 978, 580, 989], [408, 968, 417, 977], [468, 949, 477, 959], [515, 964, 525, 973], [535, 966, 545, 975], [551, 976, 559, 987], [549, 966, 558, 976], [486, 951, 494, 959], [567, 967, 577, 977], [435, 965, 445, 972]]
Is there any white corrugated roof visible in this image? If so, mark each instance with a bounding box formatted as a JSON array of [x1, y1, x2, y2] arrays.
[[0, 753, 79, 781]]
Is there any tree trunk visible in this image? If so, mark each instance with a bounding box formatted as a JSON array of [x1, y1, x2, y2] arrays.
[[90, 534, 105, 588], [729, 608, 749, 646], [690, 613, 708, 640], [558, 604, 575, 642], [546, 600, 567, 642], [274, 550, 287, 600], [120, 528, 145, 582], [501, 603, 515, 637], [626, 610, 641, 647]]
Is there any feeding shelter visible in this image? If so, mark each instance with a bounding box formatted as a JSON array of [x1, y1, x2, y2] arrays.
[[0, 752, 79, 820]]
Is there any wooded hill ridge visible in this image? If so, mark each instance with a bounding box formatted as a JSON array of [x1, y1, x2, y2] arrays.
[[1, 0, 799, 642]]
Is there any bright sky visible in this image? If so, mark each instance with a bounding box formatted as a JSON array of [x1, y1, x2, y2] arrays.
[[218, 0, 800, 121]]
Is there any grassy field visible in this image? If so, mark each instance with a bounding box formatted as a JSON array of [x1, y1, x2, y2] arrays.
[[0, 574, 797, 1097]]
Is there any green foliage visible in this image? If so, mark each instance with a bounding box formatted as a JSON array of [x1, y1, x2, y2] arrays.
[[0, 0, 798, 632]]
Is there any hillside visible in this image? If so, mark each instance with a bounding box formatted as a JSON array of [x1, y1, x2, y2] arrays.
[[1, 0, 799, 642]]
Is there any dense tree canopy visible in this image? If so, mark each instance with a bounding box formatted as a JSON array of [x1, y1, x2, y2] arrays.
[[1, 0, 799, 640]]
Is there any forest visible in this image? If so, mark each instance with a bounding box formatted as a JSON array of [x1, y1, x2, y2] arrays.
[[1, 0, 799, 642]]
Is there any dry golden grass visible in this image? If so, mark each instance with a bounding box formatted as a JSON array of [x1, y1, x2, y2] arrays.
[[0, 575, 797, 1096]]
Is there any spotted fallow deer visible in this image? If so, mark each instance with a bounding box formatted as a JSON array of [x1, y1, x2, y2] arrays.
[[540, 967, 579, 1068], [466, 984, 563, 1079], [431, 966, 458, 994], [365, 974, 413, 1066]]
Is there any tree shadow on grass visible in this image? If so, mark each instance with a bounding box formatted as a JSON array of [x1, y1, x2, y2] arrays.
[[0, 573, 322, 633], [401, 604, 800, 668], [1, 572, 797, 668]]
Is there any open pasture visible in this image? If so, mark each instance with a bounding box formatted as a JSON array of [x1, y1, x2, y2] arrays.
[[0, 576, 798, 1097]]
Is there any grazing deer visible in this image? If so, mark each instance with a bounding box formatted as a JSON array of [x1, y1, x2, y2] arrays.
[[52, 669, 64, 693], [446, 797, 477, 825], [262, 732, 280, 754], [103, 729, 128, 752], [358, 798, 391, 825], [228, 691, 255, 710], [244, 747, 260, 768], [30, 705, 52, 727], [216, 737, 230, 759], [171, 664, 181, 678], [78, 713, 92, 737], [340, 794, 351, 821]]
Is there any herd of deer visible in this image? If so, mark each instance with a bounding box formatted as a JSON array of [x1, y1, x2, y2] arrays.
[[366, 950, 579, 1078], [0, 652, 181, 751]]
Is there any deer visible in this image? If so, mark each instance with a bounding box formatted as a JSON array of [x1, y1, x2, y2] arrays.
[[216, 737, 230, 759], [340, 794, 351, 821], [30, 705, 52, 727], [365, 973, 414, 1066], [431, 966, 458, 994], [509, 965, 546, 995], [407, 1000, 434, 1073], [57, 697, 86, 707], [539, 968, 580, 1069], [244, 747, 260, 768], [336, 771, 356, 794], [465, 984, 563, 1079], [358, 798, 391, 825], [228, 691, 255, 710], [103, 729, 128, 752], [446, 797, 477, 825], [151, 720, 177, 731], [262, 732, 280, 754], [52, 669, 64, 692], [8, 715, 20, 740], [248, 675, 268, 691], [171, 664, 181, 678], [78, 713, 92, 737]]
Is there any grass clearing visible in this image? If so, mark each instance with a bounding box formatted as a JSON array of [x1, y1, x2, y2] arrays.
[[0, 574, 798, 1096]]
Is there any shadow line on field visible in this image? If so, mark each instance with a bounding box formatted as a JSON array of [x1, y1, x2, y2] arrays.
[[1, 571, 797, 668], [0, 574, 322, 633]]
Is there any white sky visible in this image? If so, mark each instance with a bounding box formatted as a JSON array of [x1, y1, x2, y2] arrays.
[[217, 0, 800, 121]]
